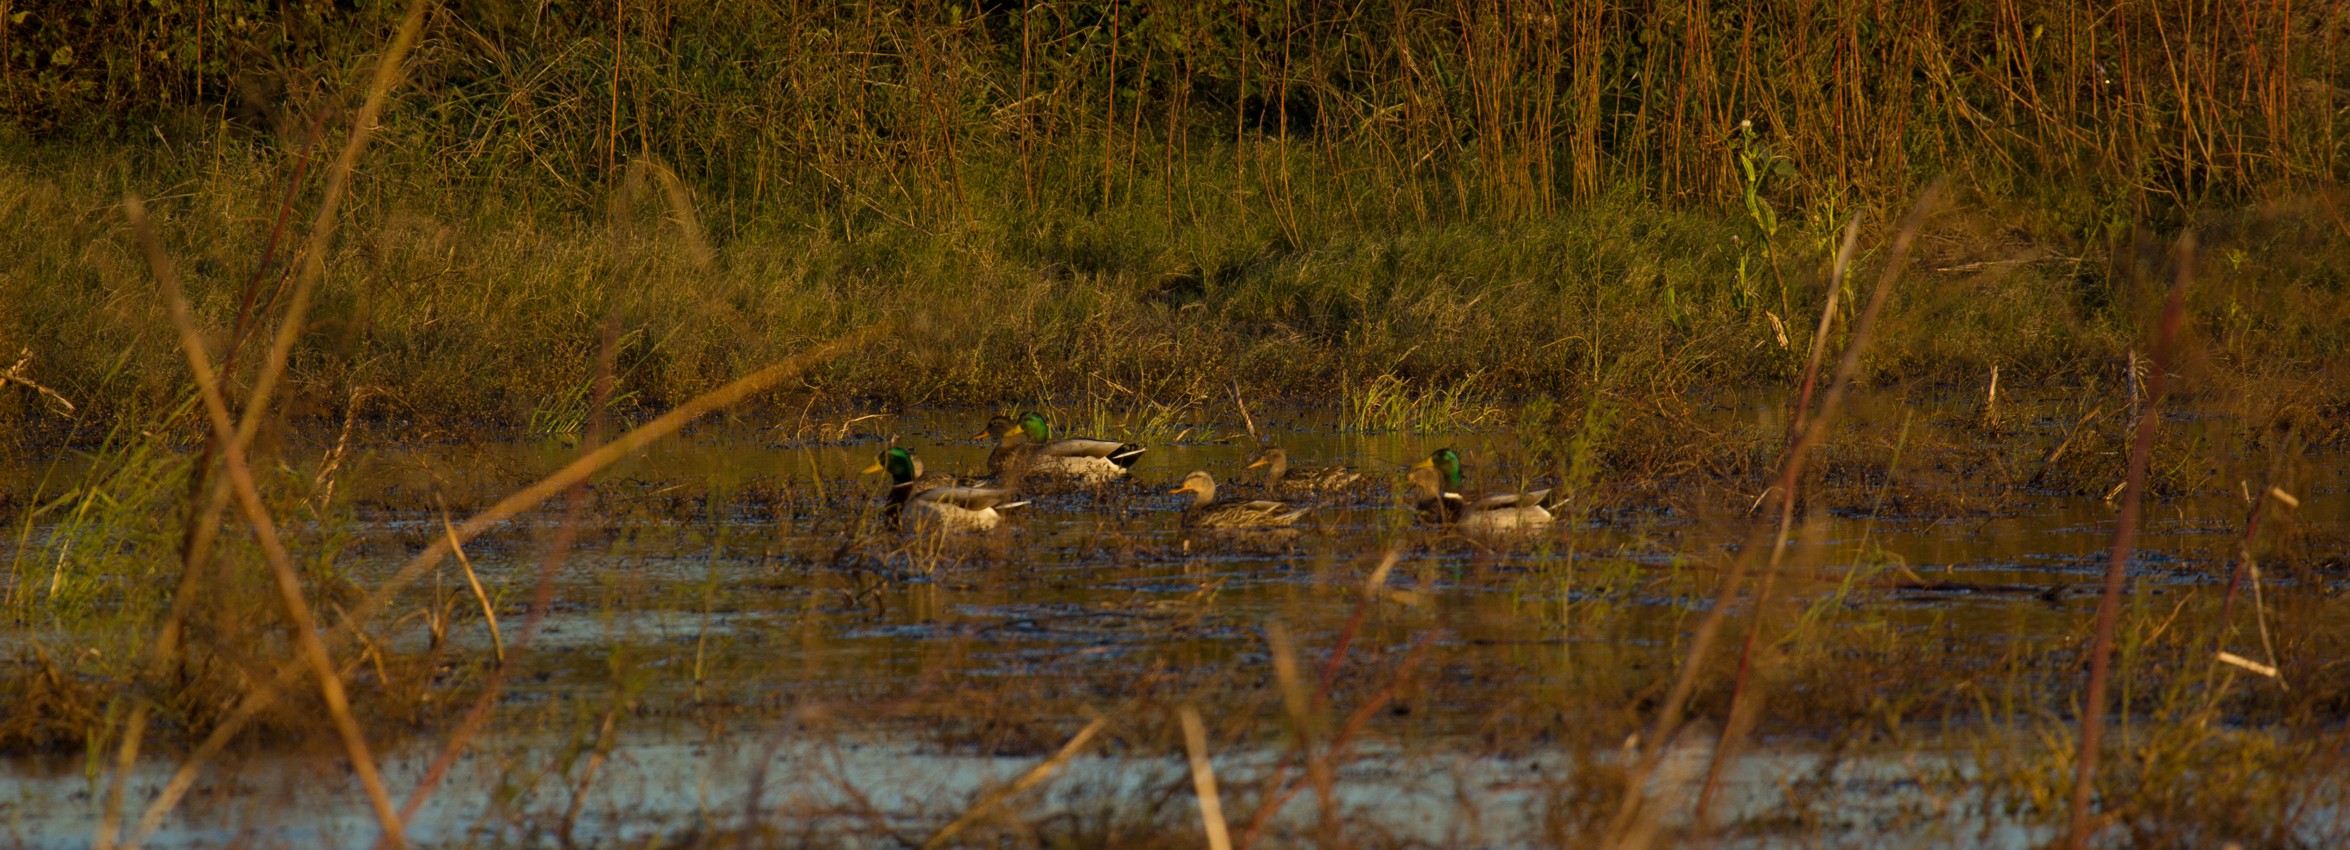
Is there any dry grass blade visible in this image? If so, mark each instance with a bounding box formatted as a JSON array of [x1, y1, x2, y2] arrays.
[[150, 0, 435, 681], [1321, 550, 1399, 691], [1232, 380, 1258, 441], [1786, 212, 1865, 445], [1237, 639, 1431, 850], [616, 157, 714, 267], [120, 326, 876, 850], [1267, 622, 1312, 728], [92, 701, 144, 850], [1227, 557, 1417, 850], [2217, 485, 2301, 662], [235, 0, 431, 444], [1181, 706, 1234, 850], [919, 715, 1107, 849], [1263, 620, 1338, 833], [2214, 483, 2275, 665], [559, 704, 625, 846], [1693, 209, 1866, 833], [2216, 651, 2280, 679], [389, 450, 603, 842], [176, 0, 431, 564], [394, 671, 500, 826], [109, 11, 435, 846], [1273, 618, 1343, 844], [2067, 231, 2196, 850], [2031, 403, 2110, 485], [1608, 178, 1946, 847], [127, 195, 411, 849], [1, 350, 76, 417], [123, 684, 285, 850], [443, 515, 503, 663], [364, 327, 877, 631], [394, 257, 615, 848]]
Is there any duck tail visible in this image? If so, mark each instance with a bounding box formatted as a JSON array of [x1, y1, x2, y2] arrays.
[[1108, 444, 1147, 468], [997, 500, 1033, 512]]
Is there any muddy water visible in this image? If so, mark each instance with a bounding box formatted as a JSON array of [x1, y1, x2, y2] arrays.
[[3, 398, 2344, 848]]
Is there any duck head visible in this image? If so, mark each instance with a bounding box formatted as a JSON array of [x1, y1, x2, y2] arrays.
[[863, 446, 920, 484], [1169, 470, 1218, 504], [1413, 448, 1465, 491], [1017, 411, 1051, 442], [1244, 447, 1288, 476], [975, 415, 1023, 444]]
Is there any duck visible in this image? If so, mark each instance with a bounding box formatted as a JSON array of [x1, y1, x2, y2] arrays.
[[977, 415, 1042, 481], [975, 411, 1145, 485], [1244, 447, 1362, 493], [879, 436, 971, 496], [1169, 470, 1310, 529], [1407, 448, 1556, 531], [866, 446, 1030, 532]]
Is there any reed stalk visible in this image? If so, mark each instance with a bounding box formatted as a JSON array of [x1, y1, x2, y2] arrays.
[[1605, 179, 1944, 847], [118, 327, 875, 850], [1181, 706, 1235, 850], [129, 194, 410, 849], [2068, 232, 2196, 850], [919, 715, 1107, 849]]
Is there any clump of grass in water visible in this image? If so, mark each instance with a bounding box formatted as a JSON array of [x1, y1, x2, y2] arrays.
[[1342, 373, 1499, 435], [9, 407, 194, 622], [1048, 397, 1213, 448], [529, 365, 643, 442]]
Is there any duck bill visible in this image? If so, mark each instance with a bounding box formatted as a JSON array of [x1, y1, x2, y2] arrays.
[[970, 429, 991, 441], [1167, 484, 1195, 495], [862, 462, 885, 474], [1411, 458, 1434, 471], [1244, 458, 1268, 470]]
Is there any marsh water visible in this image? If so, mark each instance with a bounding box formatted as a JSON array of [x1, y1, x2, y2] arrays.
[[3, 396, 2344, 848]]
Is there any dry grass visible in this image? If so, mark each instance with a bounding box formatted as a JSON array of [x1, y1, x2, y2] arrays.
[[0, 6, 2346, 850], [4, 3, 2349, 439]]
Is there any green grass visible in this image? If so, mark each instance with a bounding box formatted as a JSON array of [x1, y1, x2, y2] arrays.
[[6, 136, 2346, 444], [7, 400, 195, 624], [1, 7, 2346, 845], [0, 4, 2344, 439]]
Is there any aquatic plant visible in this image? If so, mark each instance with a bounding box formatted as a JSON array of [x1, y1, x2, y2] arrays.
[[1342, 373, 1501, 435]]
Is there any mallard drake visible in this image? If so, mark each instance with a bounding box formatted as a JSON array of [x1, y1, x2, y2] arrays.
[[1170, 470, 1309, 529], [866, 447, 1029, 532], [1244, 447, 1362, 492], [975, 411, 1145, 484], [1408, 448, 1556, 531], [880, 436, 970, 496]]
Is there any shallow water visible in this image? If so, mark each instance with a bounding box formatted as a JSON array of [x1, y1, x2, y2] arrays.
[[0, 730, 2049, 849], [4, 397, 2345, 848]]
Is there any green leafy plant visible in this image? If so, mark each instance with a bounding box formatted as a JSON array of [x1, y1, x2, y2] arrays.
[[1733, 119, 1797, 318]]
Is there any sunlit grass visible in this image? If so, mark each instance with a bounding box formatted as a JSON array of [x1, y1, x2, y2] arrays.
[[0, 4, 2345, 847], [1341, 372, 1502, 435]]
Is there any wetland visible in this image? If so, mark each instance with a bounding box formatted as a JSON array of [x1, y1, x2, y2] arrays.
[[4, 2, 2350, 846], [7, 397, 2346, 848]]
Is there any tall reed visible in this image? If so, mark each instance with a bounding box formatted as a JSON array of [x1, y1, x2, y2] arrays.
[[7, 1, 2337, 222]]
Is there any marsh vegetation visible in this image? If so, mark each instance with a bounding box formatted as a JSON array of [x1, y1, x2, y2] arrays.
[[2, 2, 2348, 848]]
